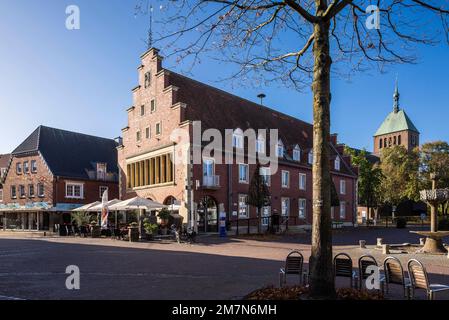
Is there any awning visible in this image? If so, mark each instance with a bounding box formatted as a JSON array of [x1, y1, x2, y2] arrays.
[[88, 199, 121, 211], [0, 202, 52, 212]]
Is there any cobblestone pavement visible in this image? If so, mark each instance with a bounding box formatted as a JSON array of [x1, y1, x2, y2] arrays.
[[0, 227, 448, 300]]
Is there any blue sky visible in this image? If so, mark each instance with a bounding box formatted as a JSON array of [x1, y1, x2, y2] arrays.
[[0, 0, 448, 154]]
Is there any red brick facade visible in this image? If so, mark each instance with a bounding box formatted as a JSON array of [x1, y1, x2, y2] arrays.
[[118, 48, 358, 232]]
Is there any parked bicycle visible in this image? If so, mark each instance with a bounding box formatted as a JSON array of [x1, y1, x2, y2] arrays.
[[170, 225, 197, 244]]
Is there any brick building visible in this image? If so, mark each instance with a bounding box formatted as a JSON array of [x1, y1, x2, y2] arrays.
[[0, 126, 119, 231], [118, 48, 358, 233]]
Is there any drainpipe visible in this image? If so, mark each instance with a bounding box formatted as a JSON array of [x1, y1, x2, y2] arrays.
[[227, 163, 232, 227]]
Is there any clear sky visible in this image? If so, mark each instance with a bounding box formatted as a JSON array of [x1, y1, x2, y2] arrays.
[[0, 0, 448, 154]]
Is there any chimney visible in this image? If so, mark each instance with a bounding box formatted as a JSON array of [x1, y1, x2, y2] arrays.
[[330, 133, 338, 146]]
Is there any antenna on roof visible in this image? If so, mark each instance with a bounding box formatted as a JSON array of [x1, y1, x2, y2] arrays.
[[257, 93, 266, 106], [147, 3, 154, 49]]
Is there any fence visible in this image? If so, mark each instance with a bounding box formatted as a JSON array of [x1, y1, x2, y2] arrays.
[[226, 215, 306, 236], [366, 216, 430, 228]]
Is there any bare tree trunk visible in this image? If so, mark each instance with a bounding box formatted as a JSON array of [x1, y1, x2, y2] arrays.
[[309, 4, 335, 299]]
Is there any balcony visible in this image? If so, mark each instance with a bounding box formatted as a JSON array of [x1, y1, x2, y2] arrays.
[[202, 175, 220, 190]]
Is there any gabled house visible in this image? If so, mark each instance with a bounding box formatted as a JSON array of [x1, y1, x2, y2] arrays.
[[0, 126, 119, 231], [117, 48, 358, 233]]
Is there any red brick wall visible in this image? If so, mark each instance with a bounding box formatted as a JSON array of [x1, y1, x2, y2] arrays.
[[1, 153, 54, 205], [54, 178, 119, 204]]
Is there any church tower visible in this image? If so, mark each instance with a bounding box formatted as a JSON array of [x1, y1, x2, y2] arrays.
[[373, 80, 420, 155]]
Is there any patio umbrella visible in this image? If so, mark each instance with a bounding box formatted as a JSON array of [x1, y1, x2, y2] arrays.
[[109, 197, 166, 211], [72, 201, 101, 212], [89, 199, 121, 212]]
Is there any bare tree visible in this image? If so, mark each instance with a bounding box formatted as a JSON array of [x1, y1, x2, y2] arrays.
[[140, 0, 449, 298]]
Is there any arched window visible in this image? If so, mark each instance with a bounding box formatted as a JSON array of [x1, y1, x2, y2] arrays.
[[232, 129, 244, 148], [393, 136, 397, 145], [293, 145, 301, 161], [379, 139, 382, 149], [398, 135, 402, 145], [384, 138, 387, 148]]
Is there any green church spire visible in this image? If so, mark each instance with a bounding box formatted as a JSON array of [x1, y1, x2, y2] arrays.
[[393, 76, 400, 113]]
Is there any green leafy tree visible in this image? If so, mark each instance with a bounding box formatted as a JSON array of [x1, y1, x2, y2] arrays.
[[420, 141, 449, 215], [346, 148, 383, 221], [247, 162, 271, 234], [379, 146, 420, 210]]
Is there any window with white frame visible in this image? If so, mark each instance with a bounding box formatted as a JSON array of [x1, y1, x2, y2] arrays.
[[28, 184, 35, 198], [281, 170, 290, 188], [238, 194, 249, 218], [260, 167, 271, 186], [340, 201, 346, 219], [11, 186, 16, 199], [99, 186, 108, 198], [293, 145, 301, 161], [37, 183, 44, 197], [140, 105, 145, 116], [331, 206, 335, 219], [334, 157, 341, 171], [298, 198, 306, 218], [281, 197, 290, 216], [308, 150, 314, 165], [232, 129, 244, 148], [97, 163, 107, 181], [136, 130, 141, 142], [150, 99, 156, 113], [276, 140, 284, 157], [16, 162, 22, 174], [340, 179, 346, 195], [155, 122, 162, 136], [299, 173, 307, 190], [19, 185, 25, 198], [31, 160, 37, 173], [23, 161, 29, 174], [0, 188, 3, 202], [145, 127, 150, 139], [66, 182, 84, 199], [238, 164, 248, 183], [256, 135, 265, 153]]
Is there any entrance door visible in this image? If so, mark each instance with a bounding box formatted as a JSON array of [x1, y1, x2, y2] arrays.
[[197, 196, 218, 233]]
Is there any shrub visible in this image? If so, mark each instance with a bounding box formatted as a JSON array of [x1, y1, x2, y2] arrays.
[[396, 217, 407, 229], [157, 208, 171, 221]]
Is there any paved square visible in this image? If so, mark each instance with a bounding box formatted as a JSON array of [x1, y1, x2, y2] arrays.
[[1, 227, 449, 300]]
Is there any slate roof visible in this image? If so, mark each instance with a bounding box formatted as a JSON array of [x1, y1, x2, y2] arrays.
[[168, 72, 356, 177], [374, 109, 419, 136], [12, 126, 118, 180]]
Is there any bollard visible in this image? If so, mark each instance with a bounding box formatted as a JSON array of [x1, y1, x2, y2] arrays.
[[359, 240, 366, 248], [377, 238, 384, 247], [382, 244, 390, 254], [419, 238, 425, 246]]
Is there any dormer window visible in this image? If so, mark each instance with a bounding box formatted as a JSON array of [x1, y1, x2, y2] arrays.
[[293, 145, 301, 161], [232, 129, 244, 149], [256, 135, 265, 153], [276, 140, 284, 157], [97, 163, 107, 181], [144, 71, 151, 88], [334, 157, 341, 171], [308, 150, 314, 165]]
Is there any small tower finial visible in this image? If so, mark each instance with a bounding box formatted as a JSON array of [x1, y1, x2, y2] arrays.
[[393, 75, 400, 113]]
